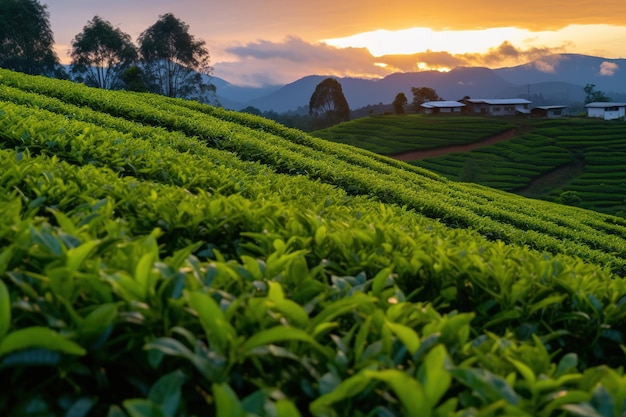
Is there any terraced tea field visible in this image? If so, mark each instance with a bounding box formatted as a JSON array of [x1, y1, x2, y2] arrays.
[[1, 69, 626, 416], [316, 115, 626, 217], [414, 118, 626, 215]]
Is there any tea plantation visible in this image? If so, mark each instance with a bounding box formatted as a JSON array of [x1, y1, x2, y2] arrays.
[[315, 114, 626, 217], [1, 69, 625, 416]]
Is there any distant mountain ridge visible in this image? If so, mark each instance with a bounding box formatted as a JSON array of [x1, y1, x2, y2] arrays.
[[214, 54, 626, 113]]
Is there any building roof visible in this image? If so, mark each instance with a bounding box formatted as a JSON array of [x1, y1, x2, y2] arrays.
[[421, 100, 466, 108], [467, 98, 532, 105], [585, 102, 626, 108], [534, 105, 568, 110]]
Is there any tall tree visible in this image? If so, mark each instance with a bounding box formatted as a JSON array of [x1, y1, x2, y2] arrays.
[[584, 83, 610, 104], [309, 78, 350, 128], [0, 0, 62, 76], [411, 86, 440, 112], [392, 92, 408, 114], [70, 16, 137, 90], [137, 13, 216, 101]]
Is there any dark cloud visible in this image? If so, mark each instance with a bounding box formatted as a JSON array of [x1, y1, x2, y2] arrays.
[[215, 37, 574, 85], [459, 41, 567, 67], [215, 37, 388, 86]]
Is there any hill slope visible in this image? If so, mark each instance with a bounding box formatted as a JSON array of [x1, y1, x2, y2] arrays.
[[1, 69, 626, 416], [315, 115, 626, 217]]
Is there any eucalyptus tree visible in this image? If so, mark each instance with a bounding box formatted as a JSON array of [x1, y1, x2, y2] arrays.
[[70, 16, 137, 90], [137, 13, 216, 101], [0, 0, 63, 76], [309, 78, 350, 128]]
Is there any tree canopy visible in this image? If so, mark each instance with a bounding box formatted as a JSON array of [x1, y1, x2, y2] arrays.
[[137, 13, 216, 101], [411, 86, 441, 112], [0, 0, 62, 76], [392, 92, 408, 114], [584, 83, 610, 104], [309, 78, 350, 128], [70, 16, 137, 90]]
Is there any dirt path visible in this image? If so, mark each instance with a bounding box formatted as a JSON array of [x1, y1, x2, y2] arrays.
[[516, 160, 586, 196], [389, 128, 518, 161]]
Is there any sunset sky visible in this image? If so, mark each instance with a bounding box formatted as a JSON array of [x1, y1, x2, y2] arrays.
[[41, 0, 626, 87]]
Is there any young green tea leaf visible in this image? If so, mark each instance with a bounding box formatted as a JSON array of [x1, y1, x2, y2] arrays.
[[213, 383, 247, 417], [187, 291, 236, 354], [0, 327, 86, 356]]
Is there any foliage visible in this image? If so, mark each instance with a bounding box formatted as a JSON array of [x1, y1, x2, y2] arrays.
[[584, 83, 610, 104], [309, 78, 350, 129], [2, 69, 626, 416], [411, 86, 440, 112], [392, 92, 408, 114], [70, 16, 138, 90], [138, 13, 216, 102], [121, 65, 148, 92], [0, 0, 62, 77]]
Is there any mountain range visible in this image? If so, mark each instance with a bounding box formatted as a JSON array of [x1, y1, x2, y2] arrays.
[[213, 54, 626, 113]]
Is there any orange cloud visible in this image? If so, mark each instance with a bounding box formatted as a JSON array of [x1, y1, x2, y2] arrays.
[[213, 38, 571, 86]]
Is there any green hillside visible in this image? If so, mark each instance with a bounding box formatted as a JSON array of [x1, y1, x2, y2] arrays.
[[314, 114, 515, 155], [314, 115, 626, 217], [1, 69, 626, 416]]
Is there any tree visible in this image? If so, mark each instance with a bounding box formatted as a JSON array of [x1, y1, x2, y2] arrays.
[[70, 16, 137, 90], [411, 86, 440, 112], [584, 83, 610, 104], [137, 13, 216, 101], [0, 0, 62, 76], [309, 78, 350, 128], [121, 65, 147, 92], [392, 92, 408, 114]]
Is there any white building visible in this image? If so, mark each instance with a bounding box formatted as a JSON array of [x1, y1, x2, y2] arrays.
[[421, 101, 465, 114], [585, 102, 626, 120], [465, 98, 532, 116], [531, 105, 569, 118]]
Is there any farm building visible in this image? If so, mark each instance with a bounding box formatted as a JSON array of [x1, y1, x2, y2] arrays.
[[585, 102, 626, 120], [421, 100, 465, 114], [531, 105, 569, 118], [464, 98, 532, 116]]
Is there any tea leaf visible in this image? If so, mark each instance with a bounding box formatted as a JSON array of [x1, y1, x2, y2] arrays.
[[275, 399, 302, 417], [369, 369, 431, 417], [66, 240, 100, 272], [418, 344, 451, 408], [240, 326, 328, 358], [188, 291, 236, 354], [385, 320, 420, 355], [148, 371, 185, 417], [507, 358, 536, 385], [65, 397, 97, 417], [213, 383, 247, 417], [372, 267, 393, 296], [123, 399, 168, 417], [451, 367, 520, 405], [0, 327, 86, 356], [0, 279, 10, 341]]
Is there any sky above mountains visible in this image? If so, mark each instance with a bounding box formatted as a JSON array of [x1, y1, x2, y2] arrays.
[[42, 0, 626, 87]]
